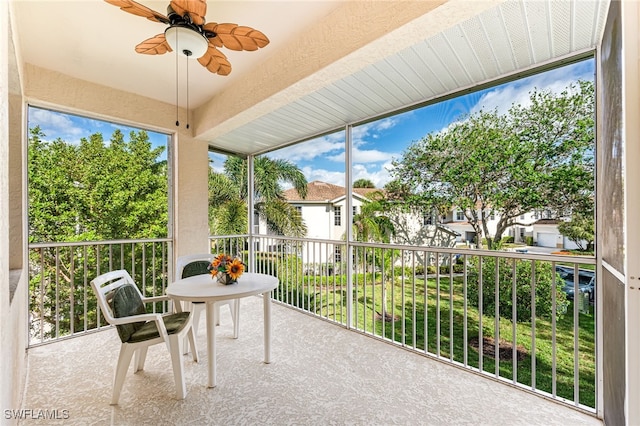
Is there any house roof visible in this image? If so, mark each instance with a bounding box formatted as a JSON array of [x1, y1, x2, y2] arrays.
[[283, 181, 379, 202], [534, 219, 561, 225]]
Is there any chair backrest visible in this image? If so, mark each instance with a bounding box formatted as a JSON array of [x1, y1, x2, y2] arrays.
[[91, 270, 147, 342], [175, 254, 215, 281]]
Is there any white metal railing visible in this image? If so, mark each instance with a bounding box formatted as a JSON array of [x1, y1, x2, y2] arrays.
[[209, 234, 597, 413], [28, 238, 171, 346], [29, 234, 596, 411]]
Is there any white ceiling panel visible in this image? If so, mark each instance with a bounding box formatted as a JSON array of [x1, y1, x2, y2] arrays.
[[208, 0, 609, 155]]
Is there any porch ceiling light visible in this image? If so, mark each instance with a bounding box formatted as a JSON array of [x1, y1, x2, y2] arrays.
[[165, 26, 208, 59]]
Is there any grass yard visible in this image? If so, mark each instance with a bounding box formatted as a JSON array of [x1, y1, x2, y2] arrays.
[[279, 273, 596, 408]]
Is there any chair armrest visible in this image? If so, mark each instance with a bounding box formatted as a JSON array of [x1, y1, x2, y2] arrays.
[[142, 295, 169, 303], [110, 312, 162, 326]]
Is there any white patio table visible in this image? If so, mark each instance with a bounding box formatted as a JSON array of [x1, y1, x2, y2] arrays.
[[166, 272, 279, 388]]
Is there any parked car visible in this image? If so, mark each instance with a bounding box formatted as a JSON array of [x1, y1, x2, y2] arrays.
[[555, 265, 595, 303]]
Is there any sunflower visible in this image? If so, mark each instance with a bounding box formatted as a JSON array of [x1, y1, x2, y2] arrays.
[[227, 258, 245, 280], [211, 254, 225, 268]]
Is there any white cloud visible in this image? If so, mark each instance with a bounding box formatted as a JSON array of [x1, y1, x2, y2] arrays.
[[300, 166, 345, 186], [29, 108, 86, 143], [470, 64, 593, 116], [271, 121, 401, 165], [295, 162, 394, 189], [208, 152, 227, 173], [327, 146, 394, 163], [352, 162, 394, 188], [270, 133, 344, 162]]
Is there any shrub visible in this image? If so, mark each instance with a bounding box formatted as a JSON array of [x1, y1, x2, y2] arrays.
[[525, 236, 534, 246], [502, 236, 515, 244], [467, 257, 568, 322]]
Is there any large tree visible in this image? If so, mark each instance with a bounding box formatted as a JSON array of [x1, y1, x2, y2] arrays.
[[557, 213, 595, 251], [28, 127, 168, 242], [390, 80, 594, 249], [209, 155, 308, 237]]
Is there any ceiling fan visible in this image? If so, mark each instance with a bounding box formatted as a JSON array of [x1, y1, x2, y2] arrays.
[[105, 0, 270, 75]]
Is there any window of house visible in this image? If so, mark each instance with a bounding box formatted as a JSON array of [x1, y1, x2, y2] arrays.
[[295, 205, 302, 214], [489, 211, 495, 220], [334, 246, 342, 262], [423, 212, 432, 225], [334, 206, 341, 226], [254, 211, 260, 234], [456, 210, 465, 221]]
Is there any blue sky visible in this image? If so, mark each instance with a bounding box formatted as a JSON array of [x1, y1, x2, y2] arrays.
[[29, 58, 594, 187], [259, 58, 595, 189], [27, 107, 170, 161]]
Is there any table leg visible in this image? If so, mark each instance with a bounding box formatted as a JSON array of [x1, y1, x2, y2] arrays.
[[263, 292, 271, 364], [233, 299, 240, 339], [206, 301, 216, 388]]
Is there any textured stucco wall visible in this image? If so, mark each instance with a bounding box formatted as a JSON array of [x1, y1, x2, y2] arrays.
[[2, 2, 28, 422], [173, 132, 209, 258], [8, 92, 21, 270]]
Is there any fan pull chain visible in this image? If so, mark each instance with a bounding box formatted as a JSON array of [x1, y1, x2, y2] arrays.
[[175, 45, 180, 127], [186, 55, 190, 129]]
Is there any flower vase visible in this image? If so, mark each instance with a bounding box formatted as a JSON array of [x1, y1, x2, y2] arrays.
[[216, 272, 237, 285]]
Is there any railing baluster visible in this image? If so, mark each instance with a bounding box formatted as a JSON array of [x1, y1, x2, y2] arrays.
[[463, 254, 468, 366], [552, 260, 557, 397], [55, 246, 60, 339], [573, 264, 580, 405], [401, 250, 406, 347], [494, 256, 500, 376], [512, 258, 517, 385], [449, 253, 454, 362], [436, 251, 440, 357], [531, 259, 537, 390], [412, 250, 417, 350], [478, 255, 483, 373]]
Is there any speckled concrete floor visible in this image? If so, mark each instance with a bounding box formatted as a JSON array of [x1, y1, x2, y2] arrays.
[[20, 296, 602, 425]]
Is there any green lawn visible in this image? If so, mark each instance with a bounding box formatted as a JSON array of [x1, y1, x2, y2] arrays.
[[279, 273, 596, 408]]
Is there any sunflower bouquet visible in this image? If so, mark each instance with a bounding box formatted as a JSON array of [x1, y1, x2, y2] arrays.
[[207, 254, 245, 285]]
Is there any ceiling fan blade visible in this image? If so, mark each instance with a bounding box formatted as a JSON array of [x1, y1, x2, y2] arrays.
[[104, 0, 169, 24], [170, 0, 207, 26], [198, 45, 232, 75], [135, 34, 172, 55], [206, 23, 270, 51]]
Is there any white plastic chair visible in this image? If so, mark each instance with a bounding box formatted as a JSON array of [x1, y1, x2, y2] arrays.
[[176, 254, 240, 342], [91, 270, 198, 405]]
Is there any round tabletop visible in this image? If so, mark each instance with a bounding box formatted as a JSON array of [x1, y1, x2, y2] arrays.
[[166, 272, 279, 302]]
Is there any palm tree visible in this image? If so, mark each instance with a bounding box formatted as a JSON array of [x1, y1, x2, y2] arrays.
[[353, 178, 375, 188], [352, 190, 394, 243], [209, 156, 308, 237], [350, 190, 396, 317]]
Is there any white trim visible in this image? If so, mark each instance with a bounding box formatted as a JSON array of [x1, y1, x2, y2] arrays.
[[602, 260, 625, 284], [623, 1, 640, 423]]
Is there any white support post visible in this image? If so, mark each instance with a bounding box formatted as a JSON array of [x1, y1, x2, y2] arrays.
[[345, 125, 353, 329]]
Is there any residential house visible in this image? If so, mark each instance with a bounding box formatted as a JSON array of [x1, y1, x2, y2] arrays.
[[280, 181, 459, 264]]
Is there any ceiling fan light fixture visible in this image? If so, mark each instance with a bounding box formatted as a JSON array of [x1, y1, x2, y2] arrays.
[[165, 26, 208, 58]]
